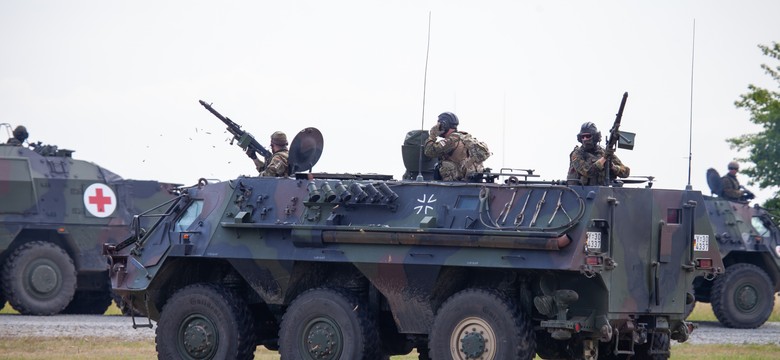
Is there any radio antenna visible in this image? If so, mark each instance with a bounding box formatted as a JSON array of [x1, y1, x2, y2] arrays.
[[686, 19, 696, 190], [416, 11, 432, 181]]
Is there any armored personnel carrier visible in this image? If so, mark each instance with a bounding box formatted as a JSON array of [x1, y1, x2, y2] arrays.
[[0, 131, 178, 315], [106, 118, 724, 359], [686, 172, 780, 328]]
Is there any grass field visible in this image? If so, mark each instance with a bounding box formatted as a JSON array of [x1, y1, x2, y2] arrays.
[[1, 297, 779, 359]]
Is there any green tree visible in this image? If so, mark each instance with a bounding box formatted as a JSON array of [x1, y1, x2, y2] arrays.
[[728, 42, 780, 209]]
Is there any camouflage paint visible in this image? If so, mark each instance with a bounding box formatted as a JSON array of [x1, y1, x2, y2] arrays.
[[692, 196, 780, 328], [108, 173, 725, 358], [0, 144, 178, 315]]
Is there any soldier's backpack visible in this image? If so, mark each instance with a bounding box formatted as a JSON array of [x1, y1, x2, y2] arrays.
[[462, 134, 491, 163]]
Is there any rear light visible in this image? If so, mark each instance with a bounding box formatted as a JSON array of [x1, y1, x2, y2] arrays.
[[696, 258, 713, 269], [586, 256, 602, 266]]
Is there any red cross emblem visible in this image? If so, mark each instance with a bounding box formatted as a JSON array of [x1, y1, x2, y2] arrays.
[[83, 183, 117, 218], [88, 188, 112, 212]]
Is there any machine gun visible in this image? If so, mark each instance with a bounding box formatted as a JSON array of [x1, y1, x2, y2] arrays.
[[28, 141, 74, 157], [604, 92, 629, 185], [199, 100, 272, 159]]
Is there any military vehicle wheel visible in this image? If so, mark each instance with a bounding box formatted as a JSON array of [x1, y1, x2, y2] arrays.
[[711, 263, 774, 328], [156, 283, 256, 360], [429, 288, 535, 360], [278, 287, 380, 360], [1, 241, 77, 315], [632, 332, 670, 360]]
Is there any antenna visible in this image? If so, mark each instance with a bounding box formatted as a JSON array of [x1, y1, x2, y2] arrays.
[[416, 12, 432, 181], [502, 92, 506, 168], [686, 19, 696, 190]]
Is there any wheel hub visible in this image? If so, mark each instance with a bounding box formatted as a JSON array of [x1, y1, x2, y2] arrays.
[[735, 284, 759, 312], [460, 329, 487, 358], [27, 260, 59, 296], [303, 318, 342, 360], [180, 315, 217, 359], [451, 317, 495, 360]]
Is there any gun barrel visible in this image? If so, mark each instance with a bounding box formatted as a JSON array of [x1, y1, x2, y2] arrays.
[[198, 100, 272, 159]]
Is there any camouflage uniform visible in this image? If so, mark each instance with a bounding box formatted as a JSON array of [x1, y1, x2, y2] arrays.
[[567, 122, 630, 186], [424, 112, 485, 182], [5, 138, 22, 146], [568, 146, 630, 185], [720, 173, 741, 201], [255, 150, 289, 177], [720, 161, 742, 201], [425, 131, 484, 181], [250, 131, 289, 177]]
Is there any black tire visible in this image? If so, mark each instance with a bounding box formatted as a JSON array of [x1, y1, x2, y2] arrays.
[[278, 287, 380, 360], [710, 263, 774, 328], [0, 241, 77, 315], [429, 288, 535, 360], [632, 332, 670, 360], [155, 283, 256, 360]]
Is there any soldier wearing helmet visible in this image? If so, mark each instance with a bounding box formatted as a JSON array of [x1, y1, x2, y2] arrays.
[[567, 122, 630, 185], [246, 131, 289, 177], [5, 125, 28, 146], [423, 112, 485, 181], [720, 161, 754, 201]]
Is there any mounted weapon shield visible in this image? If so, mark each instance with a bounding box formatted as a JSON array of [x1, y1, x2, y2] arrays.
[[288, 127, 323, 175], [706, 168, 723, 196]]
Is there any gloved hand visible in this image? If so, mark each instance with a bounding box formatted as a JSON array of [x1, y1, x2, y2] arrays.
[[595, 157, 606, 170], [246, 149, 257, 159], [605, 148, 615, 157], [429, 123, 441, 139]]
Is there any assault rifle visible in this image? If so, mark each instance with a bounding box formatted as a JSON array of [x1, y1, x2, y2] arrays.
[[604, 92, 628, 185], [199, 100, 272, 159]]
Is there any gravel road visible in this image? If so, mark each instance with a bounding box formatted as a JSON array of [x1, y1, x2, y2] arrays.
[[0, 314, 156, 341], [1, 314, 779, 346]]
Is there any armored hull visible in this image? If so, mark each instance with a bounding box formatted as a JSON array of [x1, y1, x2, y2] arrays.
[[690, 197, 780, 328], [108, 174, 723, 359], [0, 144, 177, 315]]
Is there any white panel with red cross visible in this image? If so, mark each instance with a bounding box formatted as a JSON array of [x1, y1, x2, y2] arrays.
[[83, 183, 117, 218]]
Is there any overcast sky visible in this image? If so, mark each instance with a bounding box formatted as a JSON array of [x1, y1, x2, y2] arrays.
[[1, 1, 778, 203]]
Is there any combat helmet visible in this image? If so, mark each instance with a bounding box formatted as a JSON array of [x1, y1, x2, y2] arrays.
[[271, 131, 288, 147], [437, 112, 459, 133], [577, 122, 601, 143], [728, 161, 739, 171], [13, 125, 28, 142]]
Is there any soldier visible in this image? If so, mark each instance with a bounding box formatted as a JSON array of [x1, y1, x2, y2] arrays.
[[424, 112, 488, 181], [246, 131, 289, 177], [720, 161, 754, 201], [5, 125, 28, 146], [567, 122, 630, 185]]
